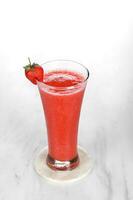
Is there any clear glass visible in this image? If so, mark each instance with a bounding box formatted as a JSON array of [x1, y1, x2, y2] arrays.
[[37, 60, 89, 170]]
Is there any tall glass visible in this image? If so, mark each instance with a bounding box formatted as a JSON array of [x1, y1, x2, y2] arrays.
[[37, 60, 89, 171]]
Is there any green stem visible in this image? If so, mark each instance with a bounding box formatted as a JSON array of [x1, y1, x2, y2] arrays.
[[28, 57, 32, 66]]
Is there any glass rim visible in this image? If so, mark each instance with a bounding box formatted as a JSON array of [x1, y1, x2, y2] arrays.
[[37, 59, 89, 90]]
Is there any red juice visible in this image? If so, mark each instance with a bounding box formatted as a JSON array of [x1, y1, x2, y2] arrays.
[[38, 70, 87, 170]]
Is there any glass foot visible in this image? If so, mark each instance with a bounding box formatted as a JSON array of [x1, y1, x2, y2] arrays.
[[46, 154, 79, 171], [34, 146, 93, 183]]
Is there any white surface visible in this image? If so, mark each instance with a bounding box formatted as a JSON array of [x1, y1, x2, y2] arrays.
[[1, 65, 133, 200], [34, 146, 93, 183], [0, 0, 133, 199]]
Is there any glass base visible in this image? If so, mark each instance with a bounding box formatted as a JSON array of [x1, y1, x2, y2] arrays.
[[46, 154, 79, 171], [34, 146, 93, 183]]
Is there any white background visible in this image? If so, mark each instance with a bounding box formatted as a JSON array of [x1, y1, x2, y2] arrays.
[[0, 0, 133, 200], [0, 0, 133, 65]]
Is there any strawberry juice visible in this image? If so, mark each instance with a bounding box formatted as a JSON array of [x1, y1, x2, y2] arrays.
[[37, 62, 89, 170]]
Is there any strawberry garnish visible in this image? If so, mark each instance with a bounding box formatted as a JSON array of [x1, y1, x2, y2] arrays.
[[23, 58, 44, 85]]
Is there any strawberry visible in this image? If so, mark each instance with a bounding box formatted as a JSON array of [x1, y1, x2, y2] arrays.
[[24, 58, 44, 85]]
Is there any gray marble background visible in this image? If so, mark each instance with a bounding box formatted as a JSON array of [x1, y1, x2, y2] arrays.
[[0, 0, 133, 199], [0, 63, 133, 200]]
